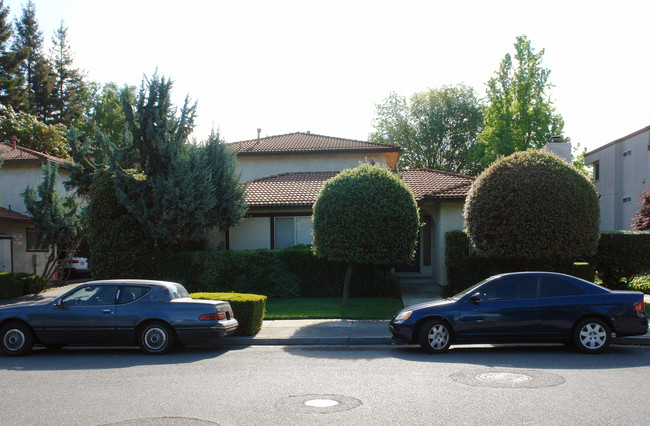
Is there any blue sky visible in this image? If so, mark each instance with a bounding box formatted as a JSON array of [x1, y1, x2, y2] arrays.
[[5, 0, 650, 153]]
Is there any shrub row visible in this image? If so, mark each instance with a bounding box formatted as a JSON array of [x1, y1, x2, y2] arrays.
[[191, 292, 267, 336], [101, 245, 399, 299], [445, 230, 650, 294], [0, 272, 48, 300]]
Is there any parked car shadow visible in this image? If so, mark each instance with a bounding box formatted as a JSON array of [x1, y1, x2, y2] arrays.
[[0, 344, 246, 371], [283, 343, 650, 370]]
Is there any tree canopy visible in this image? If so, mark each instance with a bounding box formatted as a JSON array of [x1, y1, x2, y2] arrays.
[[632, 186, 650, 231], [478, 35, 566, 167], [370, 84, 484, 175], [312, 163, 419, 306]]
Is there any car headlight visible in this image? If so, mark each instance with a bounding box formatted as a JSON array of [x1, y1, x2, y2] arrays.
[[394, 310, 412, 321]]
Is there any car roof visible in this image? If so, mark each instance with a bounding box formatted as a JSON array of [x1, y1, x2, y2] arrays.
[[77, 279, 182, 288]]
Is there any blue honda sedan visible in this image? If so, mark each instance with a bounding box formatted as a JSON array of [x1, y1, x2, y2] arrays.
[[0, 280, 238, 356], [390, 272, 648, 354]]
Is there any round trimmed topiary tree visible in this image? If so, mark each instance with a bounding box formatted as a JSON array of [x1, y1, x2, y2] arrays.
[[463, 150, 600, 262], [312, 163, 420, 307]]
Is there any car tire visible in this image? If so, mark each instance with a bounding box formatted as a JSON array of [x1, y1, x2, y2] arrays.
[[1, 322, 35, 356], [139, 322, 175, 355], [573, 318, 611, 354], [418, 319, 452, 354]]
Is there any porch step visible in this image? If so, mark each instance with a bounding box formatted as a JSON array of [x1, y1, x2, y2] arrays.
[[397, 276, 442, 305]]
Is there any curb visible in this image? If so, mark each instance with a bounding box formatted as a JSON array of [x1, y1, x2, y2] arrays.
[[220, 336, 394, 346]]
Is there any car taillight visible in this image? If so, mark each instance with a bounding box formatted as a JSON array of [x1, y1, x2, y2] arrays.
[[199, 312, 227, 321], [70, 259, 79, 264], [633, 300, 644, 312]]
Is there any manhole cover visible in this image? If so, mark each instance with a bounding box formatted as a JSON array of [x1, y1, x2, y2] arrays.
[[450, 369, 565, 388], [276, 394, 362, 414]]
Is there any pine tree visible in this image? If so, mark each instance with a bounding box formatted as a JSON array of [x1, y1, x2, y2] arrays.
[[12, 0, 54, 120], [49, 21, 91, 127], [0, 0, 27, 110]]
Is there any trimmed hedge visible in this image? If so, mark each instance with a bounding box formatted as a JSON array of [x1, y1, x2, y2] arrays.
[[191, 292, 267, 336], [590, 231, 650, 290], [136, 246, 399, 299], [0, 272, 24, 300]]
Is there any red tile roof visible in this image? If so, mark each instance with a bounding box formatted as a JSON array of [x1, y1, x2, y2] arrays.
[[229, 132, 401, 156], [0, 206, 31, 223], [0, 142, 70, 168], [244, 169, 474, 209]]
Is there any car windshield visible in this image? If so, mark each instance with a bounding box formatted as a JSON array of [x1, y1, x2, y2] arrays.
[[169, 283, 190, 299], [449, 277, 495, 301]]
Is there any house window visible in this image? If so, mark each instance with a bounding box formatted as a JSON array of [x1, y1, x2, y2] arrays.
[[274, 217, 313, 249], [623, 150, 632, 158], [593, 162, 600, 181], [26, 229, 47, 252], [622, 196, 632, 203]]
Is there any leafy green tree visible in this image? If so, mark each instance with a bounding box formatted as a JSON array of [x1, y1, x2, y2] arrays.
[[48, 21, 91, 128], [0, 0, 27, 111], [107, 74, 247, 249], [12, 0, 54, 120], [22, 161, 85, 281], [464, 150, 600, 262], [0, 106, 69, 158], [478, 35, 566, 167], [632, 186, 650, 231], [312, 163, 419, 306], [370, 84, 484, 175]]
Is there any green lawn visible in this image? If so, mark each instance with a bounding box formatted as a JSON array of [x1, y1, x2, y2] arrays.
[[264, 297, 403, 320]]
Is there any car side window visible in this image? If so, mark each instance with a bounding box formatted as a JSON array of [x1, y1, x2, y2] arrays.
[[117, 286, 150, 304], [540, 277, 585, 298], [61, 285, 119, 306], [482, 277, 538, 300]]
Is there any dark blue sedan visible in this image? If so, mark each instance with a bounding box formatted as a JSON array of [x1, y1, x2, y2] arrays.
[[0, 280, 238, 356], [390, 272, 648, 354]]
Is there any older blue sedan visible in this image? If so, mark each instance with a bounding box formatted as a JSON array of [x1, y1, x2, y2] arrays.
[[390, 272, 648, 354], [0, 280, 238, 356]]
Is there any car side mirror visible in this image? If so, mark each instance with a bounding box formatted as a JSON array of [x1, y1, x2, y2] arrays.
[[53, 299, 65, 308], [469, 292, 482, 303]]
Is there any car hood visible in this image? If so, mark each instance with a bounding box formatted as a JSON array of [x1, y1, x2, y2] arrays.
[[0, 298, 53, 310], [403, 298, 456, 311]]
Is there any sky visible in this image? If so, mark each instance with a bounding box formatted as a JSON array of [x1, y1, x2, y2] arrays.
[[5, 0, 650, 153]]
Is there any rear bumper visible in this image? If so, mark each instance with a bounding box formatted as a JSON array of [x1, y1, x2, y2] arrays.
[[175, 319, 239, 346]]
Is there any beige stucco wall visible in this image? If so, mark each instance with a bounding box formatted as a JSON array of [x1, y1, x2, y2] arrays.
[[0, 163, 73, 215], [237, 153, 389, 182], [0, 221, 50, 274]]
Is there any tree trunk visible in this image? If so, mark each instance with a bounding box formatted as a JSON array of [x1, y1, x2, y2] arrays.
[[342, 261, 353, 307]]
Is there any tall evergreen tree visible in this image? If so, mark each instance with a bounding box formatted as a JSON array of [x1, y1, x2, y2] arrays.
[[12, 0, 54, 120], [0, 0, 27, 110], [49, 21, 90, 127]]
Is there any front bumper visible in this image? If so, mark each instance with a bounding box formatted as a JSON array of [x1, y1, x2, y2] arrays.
[[389, 321, 415, 344]]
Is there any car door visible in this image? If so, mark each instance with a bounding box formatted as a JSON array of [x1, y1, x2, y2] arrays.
[[538, 275, 587, 337], [457, 275, 541, 340], [32, 285, 120, 344], [114, 285, 153, 342]]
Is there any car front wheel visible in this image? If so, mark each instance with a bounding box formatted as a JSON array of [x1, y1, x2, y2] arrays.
[[1, 322, 34, 356], [573, 318, 611, 354], [418, 319, 452, 354], [139, 322, 175, 355]]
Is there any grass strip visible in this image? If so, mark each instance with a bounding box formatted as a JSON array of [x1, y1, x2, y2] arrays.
[[264, 297, 403, 320]]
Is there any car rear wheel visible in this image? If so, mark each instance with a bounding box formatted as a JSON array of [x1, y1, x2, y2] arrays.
[[573, 318, 611, 354], [139, 322, 175, 355], [418, 319, 452, 354], [1, 322, 34, 356]]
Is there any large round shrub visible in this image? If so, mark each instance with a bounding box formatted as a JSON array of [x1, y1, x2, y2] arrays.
[[312, 163, 419, 304], [463, 150, 599, 260]]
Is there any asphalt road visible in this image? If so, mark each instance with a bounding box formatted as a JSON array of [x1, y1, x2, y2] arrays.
[[1, 344, 649, 425]]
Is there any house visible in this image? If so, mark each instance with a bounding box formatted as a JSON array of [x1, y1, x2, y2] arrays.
[[222, 131, 474, 289], [585, 125, 650, 230], [0, 141, 72, 273]]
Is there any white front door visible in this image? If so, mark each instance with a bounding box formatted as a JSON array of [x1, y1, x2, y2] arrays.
[[0, 238, 11, 272]]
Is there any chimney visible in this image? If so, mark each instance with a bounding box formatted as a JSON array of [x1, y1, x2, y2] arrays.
[[257, 128, 261, 143], [10, 135, 17, 150]]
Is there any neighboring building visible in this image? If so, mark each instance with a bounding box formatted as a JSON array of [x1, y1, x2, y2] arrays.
[[223, 131, 474, 288], [585, 125, 650, 230], [0, 141, 72, 273]]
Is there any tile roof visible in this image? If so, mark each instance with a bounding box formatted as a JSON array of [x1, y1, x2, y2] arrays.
[[244, 169, 474, 209], [229, 132, 401, 156], [0, 142, 70, 168], [0, 206, 31, 223]]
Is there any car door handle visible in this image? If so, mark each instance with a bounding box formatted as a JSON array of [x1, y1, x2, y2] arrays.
[[102, 309, 113, 314]]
